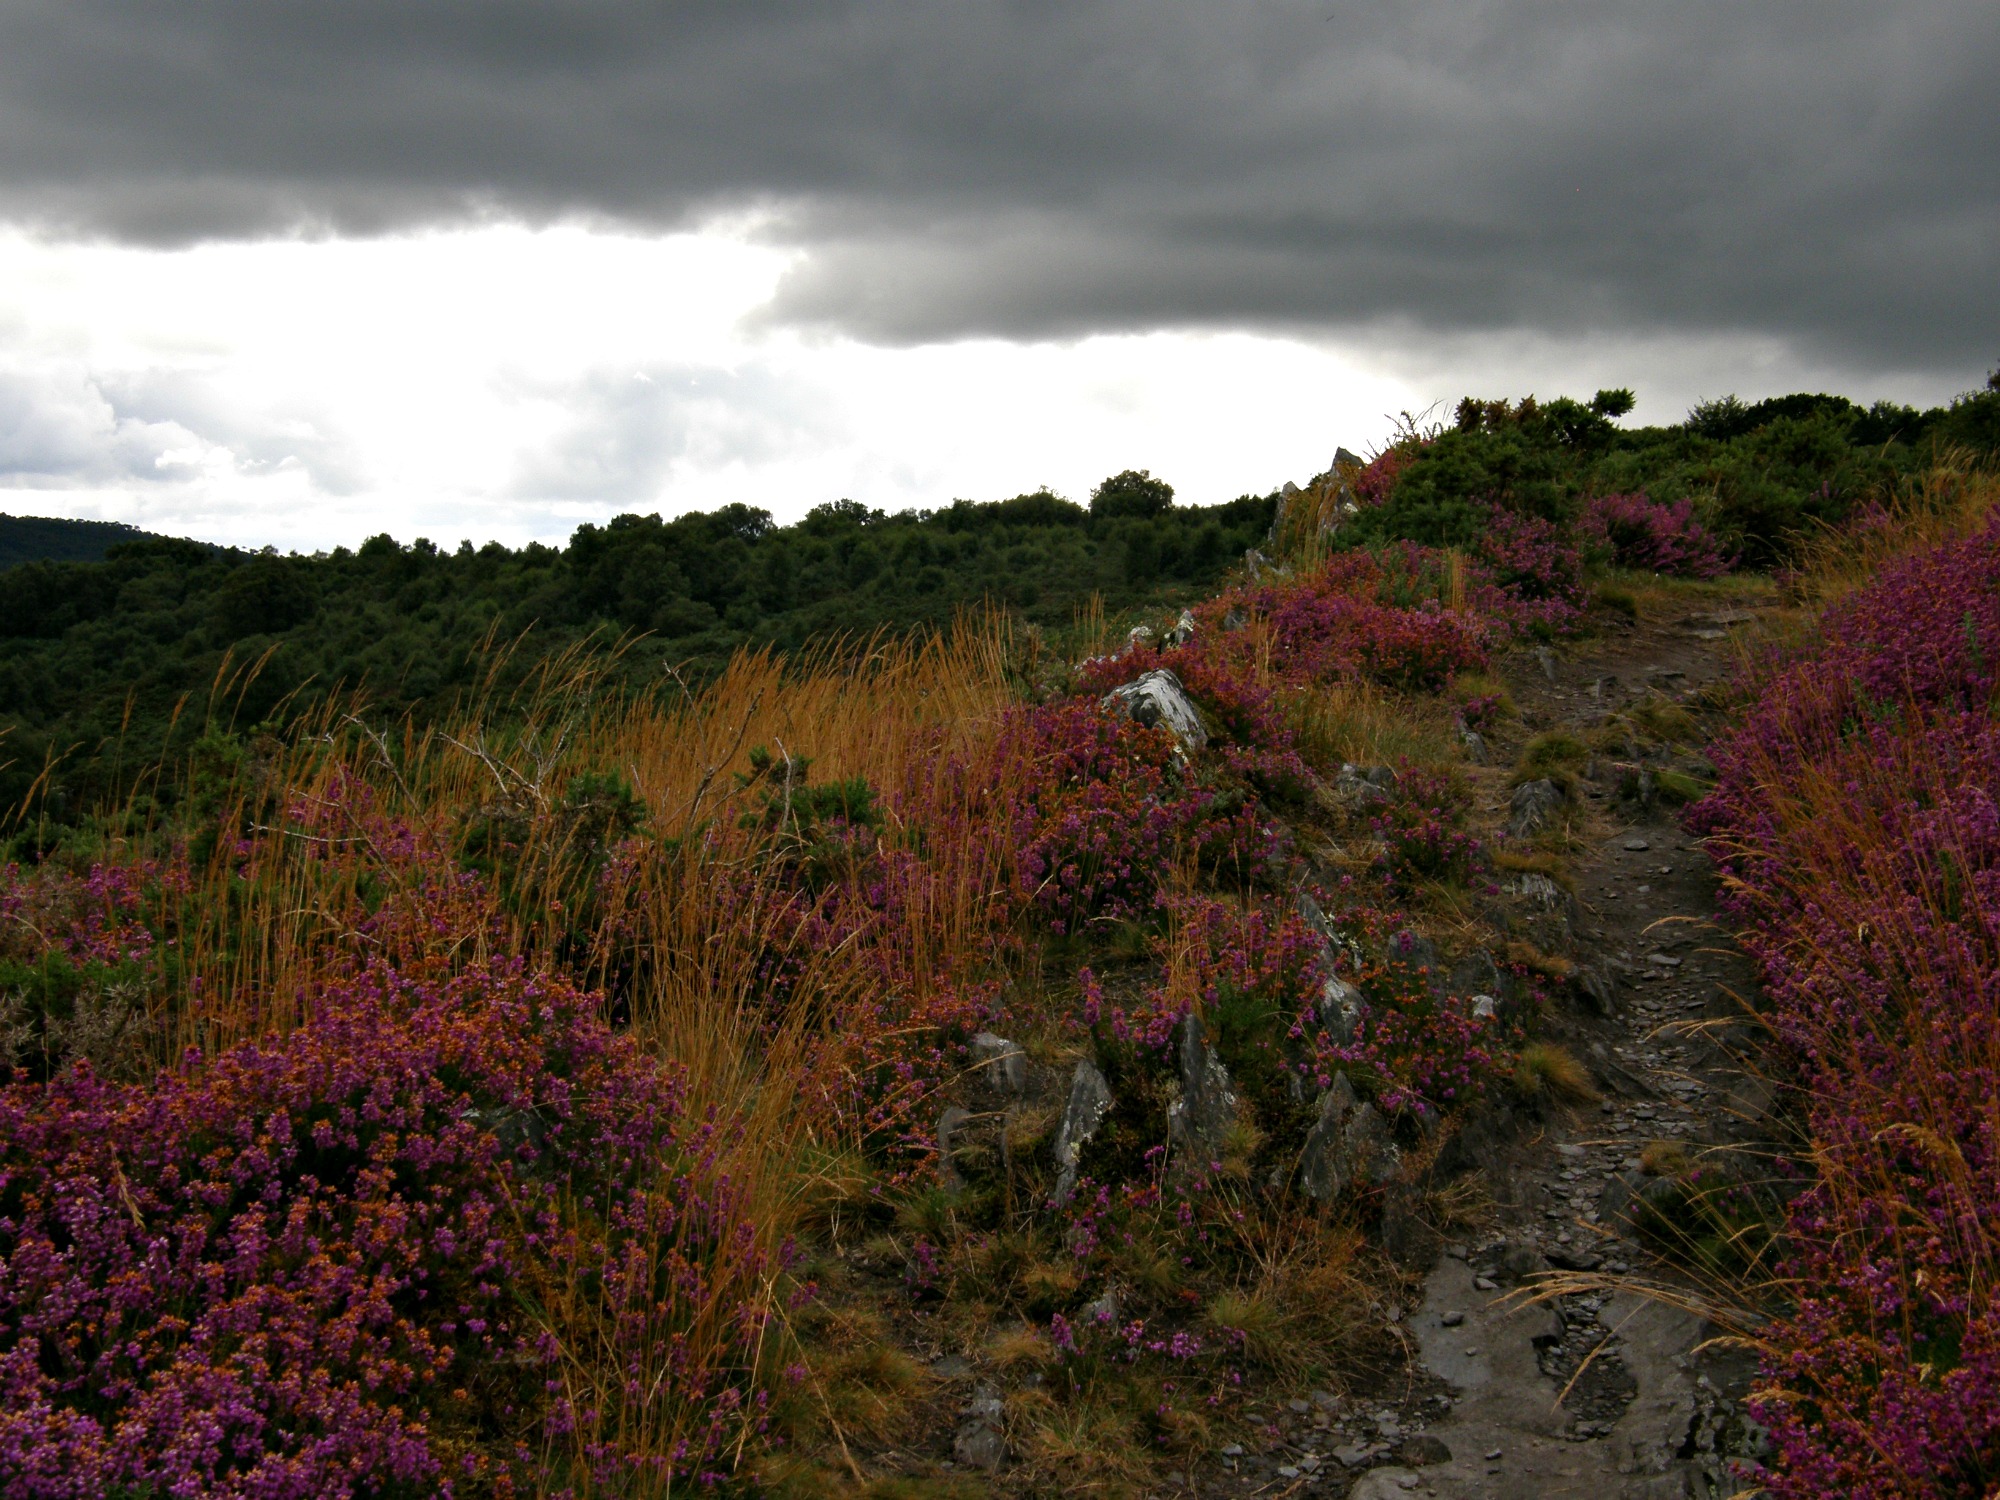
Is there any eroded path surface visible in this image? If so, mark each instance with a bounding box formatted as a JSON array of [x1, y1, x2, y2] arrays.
[[1351, 592, 1779, 1500]]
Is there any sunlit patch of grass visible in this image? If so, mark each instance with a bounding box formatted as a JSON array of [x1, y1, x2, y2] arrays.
[[1512, 1042, 1598, 1106], [1284, 680, 1456, 772], [1511, 729, 1591, 787]]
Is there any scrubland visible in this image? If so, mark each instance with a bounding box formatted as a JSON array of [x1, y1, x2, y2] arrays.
[[2, 395, 1998, 1495]]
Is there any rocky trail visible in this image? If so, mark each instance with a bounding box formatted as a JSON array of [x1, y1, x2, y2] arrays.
[[1191, 591, 1784, 1500]]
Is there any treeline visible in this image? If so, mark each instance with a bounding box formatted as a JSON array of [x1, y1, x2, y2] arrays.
[[0, 473, 1273, 842], [1347, 379, 2000, 568]]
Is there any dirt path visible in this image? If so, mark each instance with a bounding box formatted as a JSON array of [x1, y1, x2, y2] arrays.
[[1344, 591, 1779, 1500]]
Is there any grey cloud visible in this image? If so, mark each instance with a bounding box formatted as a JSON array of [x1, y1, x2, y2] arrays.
[[1, 2, 1994, 377], [508, 365, 845, 504]]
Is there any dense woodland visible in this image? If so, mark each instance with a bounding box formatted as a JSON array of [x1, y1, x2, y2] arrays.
[[2, 376, 1996, 850]]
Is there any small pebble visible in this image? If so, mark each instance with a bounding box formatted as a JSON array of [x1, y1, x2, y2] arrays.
[[1474, 1276, 1498, 1291], [1441, 1310, 1465, 1327], [1486, 1447, 1504, 1460]]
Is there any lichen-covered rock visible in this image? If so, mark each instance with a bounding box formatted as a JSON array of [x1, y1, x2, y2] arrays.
[[1297, 1075, 1401, 1201], [1507, 777, 1568, 837], [1101, 668, 1208, 751], [1164, 607, 1197, 647], [1167, 1013, 1236, 1162], [1051, 1059, 1113, 1203], [1447, 948, 1501, 1000], [969, 1031, 1028, 1096], [1297, 1072, 1360, 1200]]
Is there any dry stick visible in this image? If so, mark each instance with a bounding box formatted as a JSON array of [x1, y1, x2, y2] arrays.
[[680, 687, 765, 839]]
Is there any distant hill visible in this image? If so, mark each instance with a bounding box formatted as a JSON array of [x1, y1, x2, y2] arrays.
[[0, 513, 161, 570]]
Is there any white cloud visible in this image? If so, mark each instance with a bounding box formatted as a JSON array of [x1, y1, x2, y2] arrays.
[[0, 221, 1975, 552]]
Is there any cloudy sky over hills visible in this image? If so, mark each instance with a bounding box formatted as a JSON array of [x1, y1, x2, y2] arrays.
[[0, 1, 1992, 549]]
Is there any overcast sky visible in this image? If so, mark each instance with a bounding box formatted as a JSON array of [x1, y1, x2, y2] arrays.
[[0, 1, 1992, 550]]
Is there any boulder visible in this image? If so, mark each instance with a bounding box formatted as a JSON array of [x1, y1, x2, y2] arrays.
[[1388, 928, 1444, 996], [1164, 607, 1197, 647], [953, 1386, 1009, 1471], [1507, 777, 1568, 837], [1297, 1075, 1400, 1201], [969, 1031, 1028, 1096], [1458, 726, 1487, 764], [1317, 975, 1366, 1044], [1297, 1073, 1360, 1200], [1051, 1060, 1114, 1204], [1447, 949, 1501, 1001], [1573, 963, 1619, 1016], [1167, 1013, 1237, 1162], [1101, 668, 1208, 752], [1124, 623, 1156, 654]]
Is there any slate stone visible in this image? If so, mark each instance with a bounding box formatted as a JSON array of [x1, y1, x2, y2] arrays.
[[1101, 668, 1208, 751], [1508, 778, 1568, 837], [1051, 1060, 1113, 1204]]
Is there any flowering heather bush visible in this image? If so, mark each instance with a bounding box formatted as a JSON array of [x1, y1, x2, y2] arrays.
[[1010, 698, 1291, 934], [1368, 764, 1484, 891], [0, 950, 770, 1497], [1467, 506, 1589, 635], [1690, 512, 2000, 1495], [1581, 491, 1733, 578], [1193, 551, 1491, 693]]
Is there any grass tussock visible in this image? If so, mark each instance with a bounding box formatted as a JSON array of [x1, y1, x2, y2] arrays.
[[1511, 1042, 1598, 1106]]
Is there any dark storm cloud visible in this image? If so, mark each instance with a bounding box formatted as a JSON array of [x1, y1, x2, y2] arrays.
[[1, 1, 1993, 373]]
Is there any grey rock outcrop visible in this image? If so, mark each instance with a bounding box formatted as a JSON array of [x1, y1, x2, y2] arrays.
[[1447, 949, 1501, 1001], [1167, 1013, 1237, 1162], [1507, 778, 1568, 837], [1101, 668, 1208, 752], [969, 1031, 1028, 1096], [1051, 1060, 1113, 1203], [1164, 607, 1197, 648], [953, 1386, 1009, 1470], [1297, 1074, 1400, 1201]]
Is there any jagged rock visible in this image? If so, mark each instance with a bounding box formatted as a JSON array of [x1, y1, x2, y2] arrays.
[[1598, 1169, 1648, 1232], [1573, 963, 1618, 1015], [1333, 761, 1397, 807], [1245, 546, 1274, 581], [1101, 668, 1208, 752], [1585, 1039, 1653, 1098], [954, 1386, 1009, 1470], [1298, 1075, 1400, 1200], [1082, 1289, 1120, 1324], [1447, 949, 1501, 1000], [1507, 777, 1568, 837], [969, 1031, 1028, 1095], [1222, 605, 1247, 632], [1344, 1103, 1400, 1185], [1512, 871, 1569, 912], [1459, 726, 1487, 763], [1535, 644, 1557, 681], [1124, 623, 1156, 654], [1298, 1073, 1359, 1200], [1164, 607, 1197, 647], [1495, 1241, 1550, 1285], [1379, 1181, 1432, 1266], [1470, 994, 1498, 1020], [1401, 1434, 1451, 1466], [1168, 1013, 1237, 1162], [1051, 1060, 1113, 1203], [1388, 928, 1445, 996], [1318, 975, 1366, 1043], [1334, 445, 1363, 469]]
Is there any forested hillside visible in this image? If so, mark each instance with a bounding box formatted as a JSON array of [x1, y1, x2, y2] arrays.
[[0, 513, 163, 571]]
